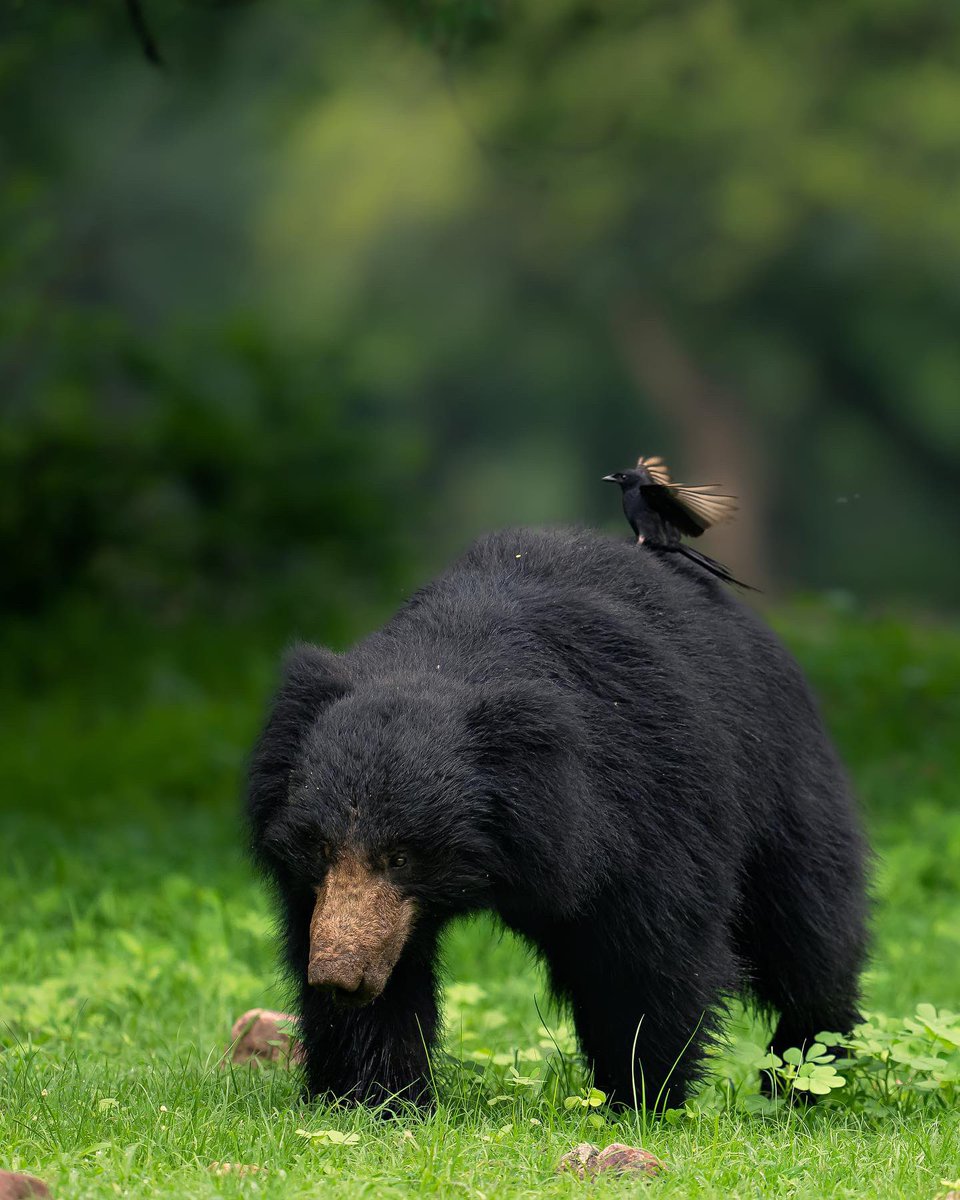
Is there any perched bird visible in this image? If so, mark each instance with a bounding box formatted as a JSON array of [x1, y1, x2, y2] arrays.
[[602, 455, 756, 589]]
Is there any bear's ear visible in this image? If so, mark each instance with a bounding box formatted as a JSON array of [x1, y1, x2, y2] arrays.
[[247, 643, 352, 834], [278, 642, 352, 713], [464, 680, 573, 776]]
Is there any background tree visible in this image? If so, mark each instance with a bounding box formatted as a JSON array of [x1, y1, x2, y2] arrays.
[[3, 0, 959, 618]]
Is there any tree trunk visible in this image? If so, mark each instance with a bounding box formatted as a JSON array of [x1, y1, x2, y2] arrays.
[[614, 300, 771, 593]]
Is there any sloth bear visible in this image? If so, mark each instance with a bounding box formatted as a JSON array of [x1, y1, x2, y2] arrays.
[[247, 527, 868, 1109]]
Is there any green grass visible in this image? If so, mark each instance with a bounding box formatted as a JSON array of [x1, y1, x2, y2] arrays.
[[2, 601, 959, 1198]]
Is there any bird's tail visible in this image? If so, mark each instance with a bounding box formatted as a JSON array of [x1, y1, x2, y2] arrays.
[[672, 544, 760, 591]]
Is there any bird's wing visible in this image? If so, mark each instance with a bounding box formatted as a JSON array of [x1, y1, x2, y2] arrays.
[[636, 454, 738, 534], [637, 455, 673, 486], [669, 485, 738, 530], [639, 482, 738, 537]]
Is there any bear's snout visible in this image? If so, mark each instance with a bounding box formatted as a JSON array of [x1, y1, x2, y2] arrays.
[[307, 955, 366, 997], [307, 854, 416, 1005]]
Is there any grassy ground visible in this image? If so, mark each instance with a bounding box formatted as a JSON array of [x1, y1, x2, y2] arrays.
[[1, 600, 959, 1198]]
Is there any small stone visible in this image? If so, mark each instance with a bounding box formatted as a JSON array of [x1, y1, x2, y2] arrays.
[[0, 1172, 52, 1199], [209, 1162, 264, 1177], [556, 1143, 600, 1179], [556, 1142, 664, 1180], [595, 1143, 664, 1176], [224, 1009, 304, 1067]]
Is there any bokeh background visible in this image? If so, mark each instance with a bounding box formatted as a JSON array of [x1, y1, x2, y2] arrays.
[[5, 0, 960, 638], [1, 4, 959, 863]]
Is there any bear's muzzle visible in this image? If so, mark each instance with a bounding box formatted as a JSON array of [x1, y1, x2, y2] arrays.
[[307, 854, 416, 1005]]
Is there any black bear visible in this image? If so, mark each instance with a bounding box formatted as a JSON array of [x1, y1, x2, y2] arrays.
[[247, 527, 868, 1109]]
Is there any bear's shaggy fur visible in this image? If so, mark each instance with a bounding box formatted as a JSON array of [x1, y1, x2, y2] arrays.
[[247, 527, 869, 1109]]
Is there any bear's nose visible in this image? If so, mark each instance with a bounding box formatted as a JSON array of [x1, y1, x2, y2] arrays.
[[307, 956, 364, 995]]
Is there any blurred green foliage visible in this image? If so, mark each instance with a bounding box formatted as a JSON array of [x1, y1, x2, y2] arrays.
[[2, 0, 960, 618], [0, 321, 424, 616]]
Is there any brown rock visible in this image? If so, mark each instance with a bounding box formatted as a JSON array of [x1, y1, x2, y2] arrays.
[[225, 1008, 304, 1066], [556, 1143, 600, 1179], [556, 1141, 665, 1180], [0, 1172, 51, 1199], [595, 1143, 664, 1176], [209, 1162, 264, 1177]]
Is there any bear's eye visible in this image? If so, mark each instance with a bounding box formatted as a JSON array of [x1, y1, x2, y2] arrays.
[[387, 853, 407, 870], [320, 841, 333, 862]]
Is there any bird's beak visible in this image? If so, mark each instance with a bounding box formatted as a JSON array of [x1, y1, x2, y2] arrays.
[[601, 474, 618, 483]]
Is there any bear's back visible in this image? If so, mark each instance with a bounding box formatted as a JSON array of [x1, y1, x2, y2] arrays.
[[445, 528, 847, 854], [348, 526, 807, 730]]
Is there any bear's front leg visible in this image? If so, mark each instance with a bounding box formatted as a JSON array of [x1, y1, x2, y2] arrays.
[[544, 918, 736, 1110], [296, 946, 440, 1110]]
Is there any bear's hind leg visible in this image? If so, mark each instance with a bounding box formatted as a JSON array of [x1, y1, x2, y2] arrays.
[[737, 823, 868, 1078]]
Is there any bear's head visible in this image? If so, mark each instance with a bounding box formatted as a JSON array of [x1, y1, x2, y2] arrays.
[[247, 642, 585, 1005]]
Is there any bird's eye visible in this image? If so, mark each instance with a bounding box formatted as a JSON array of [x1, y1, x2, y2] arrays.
[[388, 853, 407, 870]]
